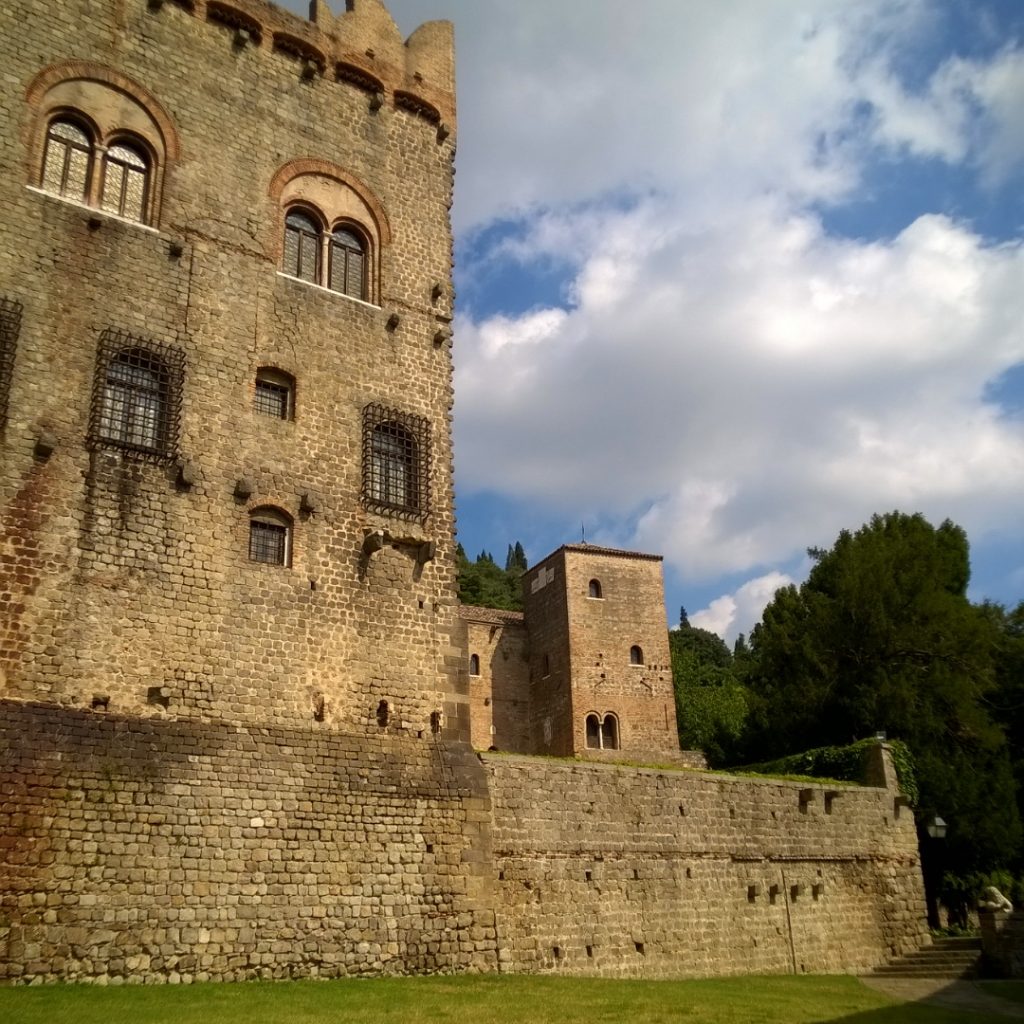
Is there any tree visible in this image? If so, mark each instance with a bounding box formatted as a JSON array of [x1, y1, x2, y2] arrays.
[[745, 512, 1021, 884], [457, 542, 527, 611], [670, 624, 749, 766]]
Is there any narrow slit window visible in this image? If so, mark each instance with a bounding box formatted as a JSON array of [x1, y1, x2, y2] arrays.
[[469, 654, 480, 676]]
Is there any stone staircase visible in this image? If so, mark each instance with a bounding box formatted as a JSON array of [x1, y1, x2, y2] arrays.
[[871, 935, 982, 979]]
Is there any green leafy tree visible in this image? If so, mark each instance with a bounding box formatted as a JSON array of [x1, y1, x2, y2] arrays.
[[745, 511, 1021, 884], [457, 542, 527, 611], [670, 625, 749, 766]]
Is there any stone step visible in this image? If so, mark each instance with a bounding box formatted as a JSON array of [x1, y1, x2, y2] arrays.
[[871, 936, 982, 980]]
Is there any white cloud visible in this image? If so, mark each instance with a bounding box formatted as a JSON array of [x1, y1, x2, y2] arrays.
[[691, 572, 796, 644], [454, 203, 1024, 583]]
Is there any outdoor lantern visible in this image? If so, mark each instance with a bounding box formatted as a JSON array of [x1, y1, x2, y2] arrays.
[[925, 815, 947, 840]]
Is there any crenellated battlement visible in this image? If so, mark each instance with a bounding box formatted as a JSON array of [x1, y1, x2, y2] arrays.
[[149, 0, 455, 131]]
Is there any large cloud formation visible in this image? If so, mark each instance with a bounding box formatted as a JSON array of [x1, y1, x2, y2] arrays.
[[299, 1, 1024, 640]]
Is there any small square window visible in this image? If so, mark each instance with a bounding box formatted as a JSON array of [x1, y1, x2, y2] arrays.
[[249, 508, 291, 566], [254, 368, 294, 419]]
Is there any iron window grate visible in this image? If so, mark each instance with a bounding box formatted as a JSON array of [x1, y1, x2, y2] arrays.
[[249, 519, 288, 564], [254, 378, 290, 419], [89, 328, 184, 460], [361, 402, 431, 520], [0, 297, 23, 431]]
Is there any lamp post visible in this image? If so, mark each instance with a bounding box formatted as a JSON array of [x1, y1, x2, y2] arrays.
[[923, 815, 947, 929]]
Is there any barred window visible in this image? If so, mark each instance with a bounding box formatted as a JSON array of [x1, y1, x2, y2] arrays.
[[90, 330, 184, 458], [0, 297, 23, 430], [101, 141, 149, 222], [41, 118, 93, 202], [254, 367, 294, 420], [328, 225, 366, 300], [283, 209, 321, 283], [249, 508, 291, 566], [361, 403, 431, 519]]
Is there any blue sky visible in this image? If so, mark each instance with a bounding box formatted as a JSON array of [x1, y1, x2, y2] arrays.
[[287, 0, 1024, 640]]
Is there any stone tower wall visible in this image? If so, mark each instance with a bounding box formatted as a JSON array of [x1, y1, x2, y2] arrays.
[[0, 0, 460, 737], [561, 547, 680, 761]]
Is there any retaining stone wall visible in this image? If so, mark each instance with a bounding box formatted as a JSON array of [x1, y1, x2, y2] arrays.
[[483, 753, 929, 977]]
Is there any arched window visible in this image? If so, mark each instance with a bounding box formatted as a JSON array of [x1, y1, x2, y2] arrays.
[[101, 140, 149, 222], [601, 714, 619, 750], [41, 118, 93, 202], [629, 645, 644, 666], [329, 224, 367, 299], [585, 713, 619, 751], [588, 578, 602, 599], [99, 348, 170, 452], [249, 507, 292, 566], [370, 421, 417, 511], [469, 654, 480, 676], [283, 208, 321, 283]]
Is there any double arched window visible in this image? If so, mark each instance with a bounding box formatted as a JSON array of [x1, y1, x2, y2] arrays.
[[282, 207, 369, 300], [585, 713, 619, 751], [40, 117, 152, 224]]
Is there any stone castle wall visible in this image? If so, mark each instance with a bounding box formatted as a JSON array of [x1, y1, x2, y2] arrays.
[[483, 752, 929, 977], [0, 700, 497, 983], [0, 0, 461, 740], [0, 698, 928, 984]]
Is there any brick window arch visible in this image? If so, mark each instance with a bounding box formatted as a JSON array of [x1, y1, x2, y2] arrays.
[[28, 64, 178, 226], [270, 161, 389, 305], [249, 506, 292, 566]]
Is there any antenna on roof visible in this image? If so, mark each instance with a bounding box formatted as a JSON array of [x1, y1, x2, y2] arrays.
[[581, 523, 586, 544]]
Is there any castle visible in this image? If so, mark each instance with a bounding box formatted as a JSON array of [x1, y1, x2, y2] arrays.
[[0, 0, 929, 984]]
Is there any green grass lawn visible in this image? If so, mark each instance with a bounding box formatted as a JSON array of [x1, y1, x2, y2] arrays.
[[1, 974, 1019, 1024]]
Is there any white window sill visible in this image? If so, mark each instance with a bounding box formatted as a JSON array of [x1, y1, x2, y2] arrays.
[[26, 186, 160, 234], [276, 271, 381, 310]]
